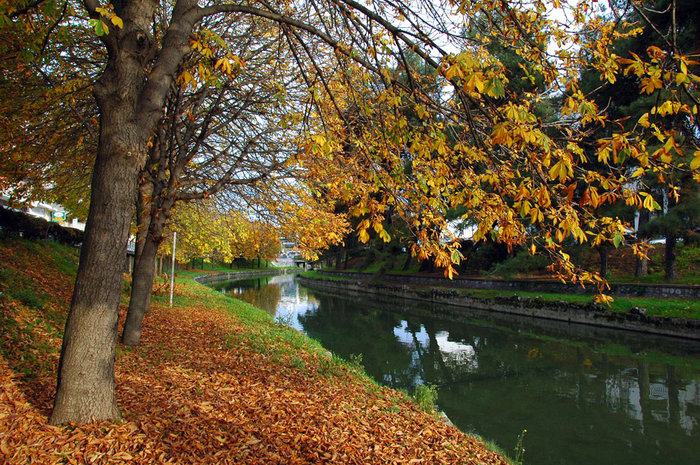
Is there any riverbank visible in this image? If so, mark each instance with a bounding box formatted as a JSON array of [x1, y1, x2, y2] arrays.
[[0, 237, 508, 464], [299, 272, 700, 340], [317, 270, 700, 299]]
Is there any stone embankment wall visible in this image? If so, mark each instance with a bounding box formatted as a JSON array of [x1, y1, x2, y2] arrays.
[[194, 269, 285, 285], [317, 271, 700, 299], [299, 275, 700, 341]]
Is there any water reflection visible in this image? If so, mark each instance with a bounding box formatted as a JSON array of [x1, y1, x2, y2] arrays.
[[213, 274, 319, 321], [211, 275, 700, 465]]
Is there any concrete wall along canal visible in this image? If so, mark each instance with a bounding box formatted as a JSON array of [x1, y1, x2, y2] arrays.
[[302, 272, 700, 340]]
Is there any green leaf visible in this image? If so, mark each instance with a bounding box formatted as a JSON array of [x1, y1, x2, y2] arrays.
[[613, 233, 623, 248], [485, 77, 505, 98], [89, 19, 109, 36]]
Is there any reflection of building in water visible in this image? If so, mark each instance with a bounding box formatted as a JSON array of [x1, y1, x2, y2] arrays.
[[270, 275, 319, 329], [220, 275, 317, 328], [392, 316, 699, 437], [435, 332, 478, 372], [392, 322, 479, 386], [562, 359, 699, 436]]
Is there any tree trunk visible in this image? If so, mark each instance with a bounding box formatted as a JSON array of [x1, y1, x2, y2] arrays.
[[635, 254, 648, 278], [335, 244, 345, 270], [121, 183, 158, 346], [597, 244, 609, 278], [49, 0, 200, 424], [50, 132, 142, 424], [133, 182, 153, 266], [121, 232, 160, 346], [418, 257, 434, 273], [635, 210, 649, 278], [665, 233, 676, 280], [402, 251, 412, 271]]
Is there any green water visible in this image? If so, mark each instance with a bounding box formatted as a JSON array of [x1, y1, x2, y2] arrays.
[[212, 275, 700, 465]]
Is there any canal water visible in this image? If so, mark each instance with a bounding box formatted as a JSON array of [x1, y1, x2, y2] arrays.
[[211, 274, 700, 465]]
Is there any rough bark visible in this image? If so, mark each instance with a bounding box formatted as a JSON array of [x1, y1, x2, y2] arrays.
[[121, 230, 160, 346], [50, 125, 142, 424], [50, 0, 201, 424], [133, 181, 153, 263]]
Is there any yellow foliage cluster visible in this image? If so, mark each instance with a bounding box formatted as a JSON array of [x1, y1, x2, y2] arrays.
[[291, 0, 699, 291]]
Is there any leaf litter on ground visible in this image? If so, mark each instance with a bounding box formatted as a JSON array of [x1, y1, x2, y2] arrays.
[[0, 238, 508, 464]]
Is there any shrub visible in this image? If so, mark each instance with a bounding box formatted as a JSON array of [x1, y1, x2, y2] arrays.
[[489, 249, 549, 278], [412, 384, 438, 414]]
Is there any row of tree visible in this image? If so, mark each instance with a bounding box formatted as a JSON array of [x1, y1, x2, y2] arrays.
[[0, 0, 697, 425]]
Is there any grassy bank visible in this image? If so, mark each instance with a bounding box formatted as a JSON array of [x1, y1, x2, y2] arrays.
[[300, 270, 700, 320], [0, 236, 508, 464], [462, 288, 700, 319]]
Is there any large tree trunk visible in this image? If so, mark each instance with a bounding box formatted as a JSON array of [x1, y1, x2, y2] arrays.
[[402, 251, 412, 271], [635, 255, 648, 278], [123, 164, 176, 346], [49, 0, 199, 423], [50, 129, 142, 424]]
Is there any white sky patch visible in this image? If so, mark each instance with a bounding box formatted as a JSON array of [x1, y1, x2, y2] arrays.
[[393, 320, 430, 347]]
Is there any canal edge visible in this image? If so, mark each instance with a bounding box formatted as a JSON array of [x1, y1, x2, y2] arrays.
[[298, 275, 700, 341]]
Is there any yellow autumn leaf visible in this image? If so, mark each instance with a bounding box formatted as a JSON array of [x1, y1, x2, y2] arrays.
[[637, 113, 650, 127], [111, 16, 124, 29], [640, 75, 662, 94], [548, 159, 570, 182], [690, 151, 700, 170], [641, 192, 657, 211], [379, 229, 391, 243], [358, 228, 370, 243], [631, 167, 645, 178]]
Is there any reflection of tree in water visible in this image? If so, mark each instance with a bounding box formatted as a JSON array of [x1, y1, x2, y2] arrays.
[[218, 277, 282, 317], [298, 295, 422, 389], [238, 284, 282, 316]]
